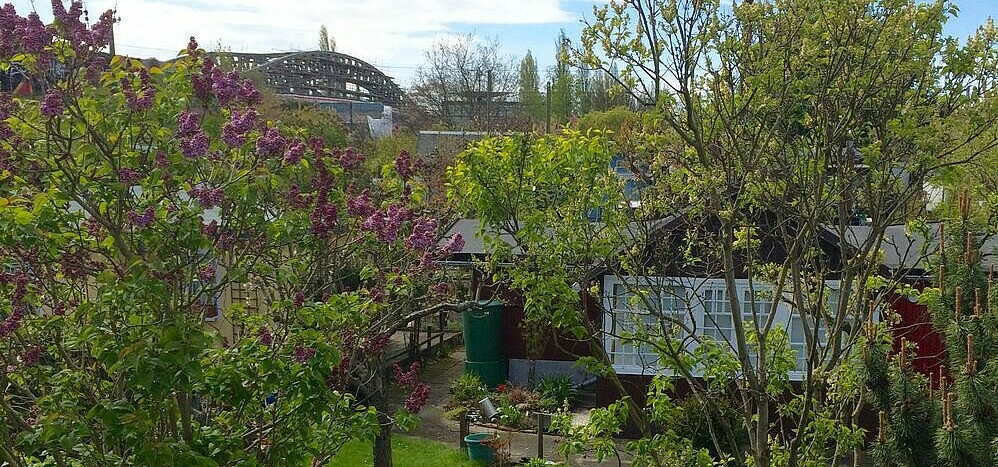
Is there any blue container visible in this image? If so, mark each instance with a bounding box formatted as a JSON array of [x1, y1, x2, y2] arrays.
[[464, 432, 497, 464]]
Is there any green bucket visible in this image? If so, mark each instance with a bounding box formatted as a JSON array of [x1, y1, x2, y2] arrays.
[[464, 432, 497, 464]]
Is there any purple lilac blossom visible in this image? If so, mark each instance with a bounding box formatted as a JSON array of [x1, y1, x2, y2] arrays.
[[286, 184, 312, 210], [39, 89, 62, 117], [395, 150, 415, 180], [406, 217, 438, 251], [404, 383, 431, 413], [180, 131, 209, 158], [118, 168, 143, 185], [438, 233, 465, 255], [258, 327, 273, 346], [189, 186, 224, 209], [293, 345, 316, 363], [346, 189, 374, 218], [256, 127, 286, 158], [127, 206, 155, 228], [197, 266, 215, 282], [283, 140, 306, 165]]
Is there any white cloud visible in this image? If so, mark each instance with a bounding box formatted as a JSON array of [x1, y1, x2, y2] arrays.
[[10, 0, 577, 85]]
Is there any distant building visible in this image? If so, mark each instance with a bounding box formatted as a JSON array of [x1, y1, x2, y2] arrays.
[[441, 91, 522, 131]]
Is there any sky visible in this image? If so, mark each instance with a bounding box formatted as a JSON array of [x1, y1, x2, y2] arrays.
[[7, 0, 998, 89]]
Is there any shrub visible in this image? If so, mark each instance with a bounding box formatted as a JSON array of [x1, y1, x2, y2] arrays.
[[450, 373, 489, 408], [537, 375, 577, 410], [498, 384, 541, 410], [498, 402, 527, 429]]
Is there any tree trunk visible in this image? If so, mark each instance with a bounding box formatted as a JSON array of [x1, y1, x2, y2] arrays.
[[373, 410, 393, 467], [372, 369, 393, 467]]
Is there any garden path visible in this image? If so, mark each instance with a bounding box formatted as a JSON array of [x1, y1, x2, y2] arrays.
[[408, 347, 631, 466]]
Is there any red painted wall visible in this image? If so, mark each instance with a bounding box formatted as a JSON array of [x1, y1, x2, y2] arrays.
[[887, 291, 948, 386], [471, 269, 600, 362]]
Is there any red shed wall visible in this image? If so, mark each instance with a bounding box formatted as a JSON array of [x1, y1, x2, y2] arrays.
[[887, 291, 947, 385], [471, 269, 600, 361]]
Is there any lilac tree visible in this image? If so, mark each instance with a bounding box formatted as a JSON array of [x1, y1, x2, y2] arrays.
[[0, 2, 463, 465]]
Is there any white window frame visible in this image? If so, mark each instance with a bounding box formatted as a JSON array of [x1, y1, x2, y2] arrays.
[[603, 276, 693, 375], [604, 276, 853, 381]]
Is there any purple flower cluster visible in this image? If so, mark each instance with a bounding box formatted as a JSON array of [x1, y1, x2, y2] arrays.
[[217, 229, 236, 251], [293, 292, 305, 309], [197, 266, 215, 282], [395, 150, 416, 180], [155, 150, 170, 169], [83, 216, 102, 238], [404, 383, 431, 413], [438, 233, 465, 255], [189, 186, 224, 209], [19, 12, 51, 54], [200, 219, 219, 237], [211, 68, 242, 106], [60, 250, 89, 279], [406, 217, 438, 251], [363, 332, 389, 354], [310, 202, 338, 238], [431, 282, 450, 295], [89, 10, 115, 51], [180, 132, 208, 158], [393, 362, 420, 386], [293, 345, 316, 363], [0, 6, 52, 57], [0, 92, 14, 141], [258, 327, 273, 346], [186, 36, 200, 58], [240, 79, 261, 105], [0, 2, 116, 59], [256, 127, 286, 158], [285, 184, 312, 210], [346, 189, 374, 218], [336, 147, 365, 169], [188, 55, 261, 106], [40, 89, 63, 117], [222, 108, 256, 148], [177, 111, 209, 158], [22, 346, 42, 365], [393, 362, 430, 412], [362, 203, 410, 243], [10, 272, 26, 301], [419, 253, 437, 271], [0, 309, 24, 338], [283, 140, 306, 165], [121, 68, 155, 111], [177, 111, 200, 134], [191, 59, 215, 102], [127, 206, 155, 228], [118, 168, 143, 185]]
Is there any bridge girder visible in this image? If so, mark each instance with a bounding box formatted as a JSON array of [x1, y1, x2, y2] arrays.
[[214, 51, 404, 108]]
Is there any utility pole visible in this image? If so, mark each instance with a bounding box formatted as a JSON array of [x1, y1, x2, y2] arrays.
[[545, 80, 552, 134], [486, 69, 493, 132]]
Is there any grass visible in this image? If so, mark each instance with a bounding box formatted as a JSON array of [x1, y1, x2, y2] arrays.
[[327, 435, 480, 466]]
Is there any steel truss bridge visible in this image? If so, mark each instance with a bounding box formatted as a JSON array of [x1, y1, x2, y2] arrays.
[[214, 51, 404, 107]]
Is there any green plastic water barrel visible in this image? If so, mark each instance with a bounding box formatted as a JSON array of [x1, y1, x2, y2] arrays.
[[463, 300, 502, 361], [463, 300, 505, 388]]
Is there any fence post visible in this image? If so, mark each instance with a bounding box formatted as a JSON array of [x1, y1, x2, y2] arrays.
[[410, 317, 421, 361], [459, 411, 469, 448], [536, 412, 545, 458]]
